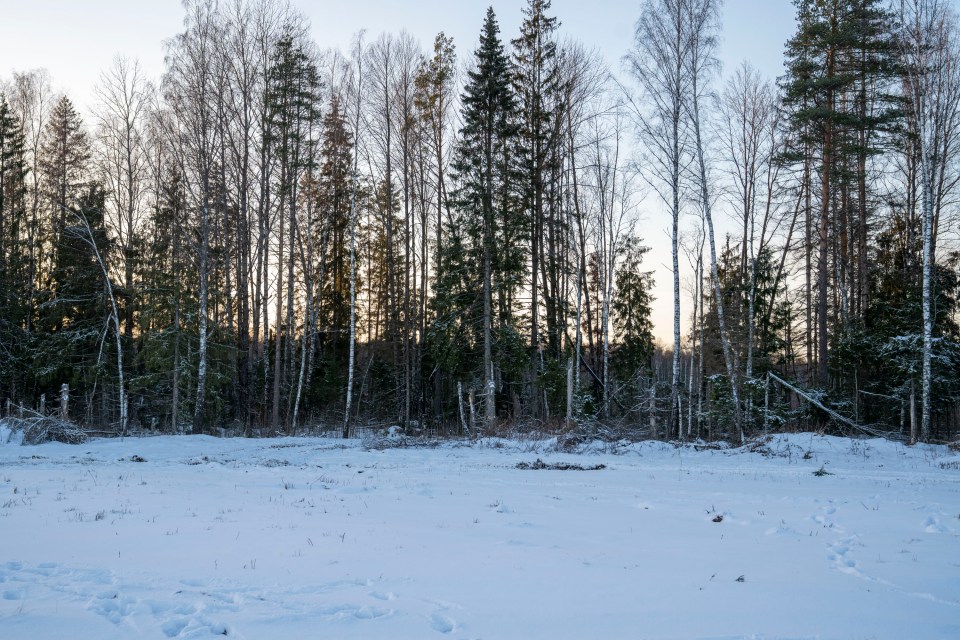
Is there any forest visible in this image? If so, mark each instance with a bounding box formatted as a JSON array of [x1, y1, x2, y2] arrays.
[[0, 0, 958, 444]]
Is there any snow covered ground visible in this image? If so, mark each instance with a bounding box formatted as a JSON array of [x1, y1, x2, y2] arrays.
[[0, 430, 958, 639]]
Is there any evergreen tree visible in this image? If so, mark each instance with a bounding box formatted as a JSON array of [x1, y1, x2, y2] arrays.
[[0, 95, 30, 404], [39, 96, 90, 254], [780, 0, 901, 386], [135, 168, 190, 431], [432, 7, 524, 426], [512, 0, 563, 404], [611, 235, 655, 389], [836, 211, 960, 436], [316, 95, 354, 362], [264, 31, 323, 431], [36, 185, 112, 421]]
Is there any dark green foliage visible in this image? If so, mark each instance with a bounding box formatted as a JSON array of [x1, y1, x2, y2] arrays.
[[429, 8, 525, 419], [266, 34, 323, 179], [0, 96, 31, 403], [38, 96, 90, 228], [315, 96, 354, 357], [36, 186, 112, 420], [134, 171, 189, 430], [699, 241, 794, 435], [835, 212, 960, 432], [702, 242, 793, 375], [778, 0, 902, 387], [6, 0, 952, 443], [780, 0, 899, 154], [612, 235, 655, 384], [512, 0, 567, 409]]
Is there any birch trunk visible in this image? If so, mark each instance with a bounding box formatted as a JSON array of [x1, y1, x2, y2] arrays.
[[690, 77, 743, 443], [343, 37, 365, 439], [687, 247, 701, 438], [921, 118, 934, 444], [194, 204, 210, 435]]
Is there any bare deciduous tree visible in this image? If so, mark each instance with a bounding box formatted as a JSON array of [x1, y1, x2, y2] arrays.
[[93, 56, 154, 347], [625, 0, 691, 436], [900, 0, 960, 442]]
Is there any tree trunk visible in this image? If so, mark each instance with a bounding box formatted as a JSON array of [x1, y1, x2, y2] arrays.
[[690, 72, 743, 444], [344, 38, 364, 439]]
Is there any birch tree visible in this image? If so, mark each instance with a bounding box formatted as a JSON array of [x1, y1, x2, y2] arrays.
[[625, 0, 691, 435], [900, 0, 960, 441], [8, 69, 52, 338], [343, 32, 366, 438], [715, 63, 780, 386], [163, 0, 222, 434], [93, 56, 154, 351], [685, 0, 744, 441]]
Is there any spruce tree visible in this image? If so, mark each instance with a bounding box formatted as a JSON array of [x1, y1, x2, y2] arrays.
[[512, 0, 562, 404], [612, 235, 655, 390], [0, 96, 30, 404], [136, 169, 189, 431], [37, 185, 112, 423], [39, 96, 90, 248], [265, 32, 322, 432], [435, 7, 523, 427], [317, 96, 354, 362]]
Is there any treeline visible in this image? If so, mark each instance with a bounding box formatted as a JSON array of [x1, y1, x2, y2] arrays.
[[0, 0, 958, 443]]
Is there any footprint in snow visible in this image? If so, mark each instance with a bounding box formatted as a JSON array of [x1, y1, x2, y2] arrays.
[[162, 618, 189, 638], [827, 535, 863, 576], [923, 515, 948, 533], [179, 578, 206, 587], [318, 603, 391, 620], [430, 612, 456, 634]]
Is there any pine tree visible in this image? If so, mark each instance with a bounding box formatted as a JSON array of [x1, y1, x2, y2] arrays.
[[781, 0, 900, 387], [265, 32, 323, 432]]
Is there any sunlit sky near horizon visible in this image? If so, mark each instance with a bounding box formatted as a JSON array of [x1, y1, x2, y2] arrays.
[[1, 0, 797, 344]]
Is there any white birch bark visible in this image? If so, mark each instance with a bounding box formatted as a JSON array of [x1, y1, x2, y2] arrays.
[[625, 0, 691, 437], [685, 0, 742, 442], [343, 33, 365, 439], [902, 0, 946, 442]]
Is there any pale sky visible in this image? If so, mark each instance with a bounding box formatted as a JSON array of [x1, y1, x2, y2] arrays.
[[1, 0, 797, 344]]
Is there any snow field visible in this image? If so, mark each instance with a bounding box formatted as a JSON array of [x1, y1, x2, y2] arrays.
[[0, 433, 958, 639]]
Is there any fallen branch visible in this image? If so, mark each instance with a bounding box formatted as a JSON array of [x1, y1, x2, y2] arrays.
[[768, 372, 896, 440], [1, 415, 87, 445]]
